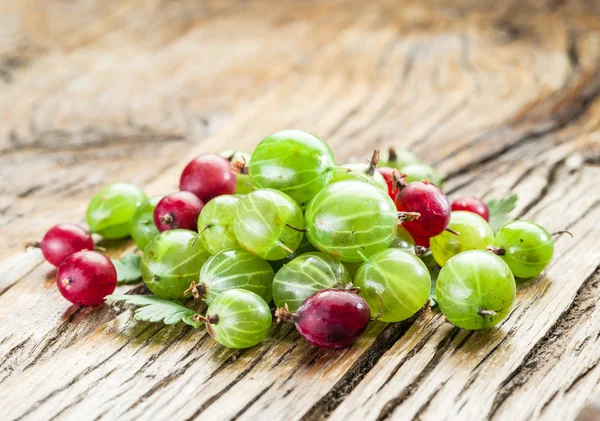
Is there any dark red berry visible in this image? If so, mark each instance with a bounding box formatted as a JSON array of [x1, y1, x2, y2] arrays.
[[37, 223, 95, 267], [451, 196, 490, 222], [56, 251, 117, 305], [377, 167, 403, 199], [154, 191, 204, 232], [275, 289, 371, 349], [412, 235, 431, 248], [179, 154, 236, 202], [394, 181, 451, 239]]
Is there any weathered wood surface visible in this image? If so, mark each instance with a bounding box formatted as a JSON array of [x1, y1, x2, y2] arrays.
[[1, 0, 600, 420]]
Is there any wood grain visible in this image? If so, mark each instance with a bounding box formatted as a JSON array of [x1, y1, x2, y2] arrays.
[[1, 0, 600, 420]]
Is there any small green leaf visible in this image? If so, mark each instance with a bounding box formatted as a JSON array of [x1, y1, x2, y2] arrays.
[[486, 194, 518, 232], [112, 254, 142, 284], [106, 294, 203, 328]]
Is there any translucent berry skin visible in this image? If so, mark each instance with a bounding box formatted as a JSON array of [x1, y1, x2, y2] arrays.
[[234, 189, 305, 260], [331, 164, 387, 191], [86, 183, 147, 239], [199, 249, 274, 305], [197, 195, 241, 254], [179, 154, 236, 202], [248, 130, 335, 208], [436, 250, 515, 330], [451, 196, 490, 222], [153, 191, 204, 232], [389, 226, 416, 253], [430, 211, 494, 266], [40, 223, 95, 267], [306, 181, 398, 263], [493, 220, 554, 278], [269, 235, 316, 273], [292, 289, 371, 349], [402, 164, 444, 188], [272, 252, 351, 312], [206, 289, 272, 349], [130, 196, 161, 250], [377, 167, 402, 198], [141, 229, 211, 299], [379, 149, 421, 170], [56, 251, 117, 305], [354, 249, 430, 322], [394, 181, 451, 239], [218, 149, 253, 194]]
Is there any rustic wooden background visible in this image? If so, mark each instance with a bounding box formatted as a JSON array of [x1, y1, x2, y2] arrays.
[[1, 0, 600, 420]]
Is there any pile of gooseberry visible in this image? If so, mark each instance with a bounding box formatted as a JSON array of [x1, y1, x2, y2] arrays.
[[28, 129, 559, 349]]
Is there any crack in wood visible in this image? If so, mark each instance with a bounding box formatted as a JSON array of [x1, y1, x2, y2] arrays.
[[183, 347, 271, 420], [18, 322, 155, 419], [301, 315, 423, 421], [488, 265, 600, 418], [375, 327, 461, 421]]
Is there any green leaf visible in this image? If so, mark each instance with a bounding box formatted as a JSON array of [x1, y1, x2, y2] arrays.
[[112, 254, 142, 284], [486, 194, 518, 232], [106, 294, 203, 328]]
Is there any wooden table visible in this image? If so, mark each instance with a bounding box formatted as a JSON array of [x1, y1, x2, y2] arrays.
[[1, 1, 600, 420]]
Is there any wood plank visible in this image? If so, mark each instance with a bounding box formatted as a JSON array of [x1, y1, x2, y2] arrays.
[[1, 0, 600, 420]]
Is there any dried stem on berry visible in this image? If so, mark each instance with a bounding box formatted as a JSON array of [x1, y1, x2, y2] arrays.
[[231, 160, 248, 175], [392, 171, 407, 191], [275, 304, 300, 323], [388, 147, 397, 162], [159, 212, 174, 226], [285, 223, 307, 232], [61, 277, 72, 290], [551, 230, 573, 238], [343, 167, 370, 182], [477, 308, 498, 318], [342, 283, 361, 294], [398, 211, 421, 223], [192, 224, 212, 246], [371, 291, 385, 321], [194, 314, 219, 336], [486, 245, 506, 255], [278, 242, 294, 255], [365, 149, 380, 176], [445, 227, 460, 236], [415, 246, 428, 256], [184, 281, 207, 300], [23, 240, 41, 249]]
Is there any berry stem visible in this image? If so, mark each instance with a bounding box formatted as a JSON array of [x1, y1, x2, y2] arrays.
[[392, 170, 407, 191], [445, 227, 460, 236], [388, 147, 397, 162], [371, 291, 385, 321], [192, 224, 212, 246], [486, 245, 506, 255], [477, 308, 498, 318], [415, 245, 428, 256], [23, 240, 41, 249], [275, 305, 300, 323], [194, 314, 219, 337], [356, 250, 370, 264], [184, 281, 207, 300], [365, 149, 380, 176], [342, 167, 370, 182], [398, 211, 421, 223], [551, 230, 574, 238], [285, 223, 307, 232], [278, 242, 294, 255], [231, 160, 249, 175]]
